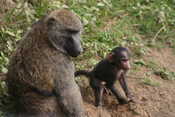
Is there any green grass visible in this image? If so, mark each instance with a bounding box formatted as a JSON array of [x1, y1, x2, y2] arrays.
[[133, 59, 175, 81], [1, 0, 175, 72], [142, 77, 160, 87], [140, 72, 160, 87], [154, 68, 175, 80]]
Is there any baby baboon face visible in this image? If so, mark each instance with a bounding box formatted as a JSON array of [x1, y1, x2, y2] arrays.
[[119, 51, 130, 70]]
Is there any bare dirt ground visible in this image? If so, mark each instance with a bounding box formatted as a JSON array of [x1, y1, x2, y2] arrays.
[[79, 47, 175, 117]]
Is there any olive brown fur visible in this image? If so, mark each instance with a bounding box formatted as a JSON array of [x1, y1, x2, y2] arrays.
[[6, 9, 86, 117]]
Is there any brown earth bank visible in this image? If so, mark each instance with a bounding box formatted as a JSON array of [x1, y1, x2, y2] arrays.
[[78, 47, 175, 117], [82, 77, 175, 117]]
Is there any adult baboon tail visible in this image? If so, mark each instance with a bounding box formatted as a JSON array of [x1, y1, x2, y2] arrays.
[[74, 70, 91, 78]]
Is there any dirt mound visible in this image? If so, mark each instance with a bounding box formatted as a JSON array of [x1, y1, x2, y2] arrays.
[[80, 85, 150, 117], [146, 48, 175, 72], [79, 48, 175, 117], [85, 103, 111, 117]]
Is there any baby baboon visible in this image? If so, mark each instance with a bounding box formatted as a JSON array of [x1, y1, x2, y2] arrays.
[[75, 47, 134, 107], [6, 9, 86, 117]]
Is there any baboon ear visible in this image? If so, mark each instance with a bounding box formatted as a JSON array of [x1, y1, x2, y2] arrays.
[[47, 18, 56, 27], [106, 52, 115, 62]]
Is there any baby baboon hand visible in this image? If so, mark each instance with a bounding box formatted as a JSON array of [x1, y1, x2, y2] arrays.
[[127, 94, 136, 103]]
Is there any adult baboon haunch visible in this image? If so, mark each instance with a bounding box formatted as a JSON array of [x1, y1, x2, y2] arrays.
[[6, 9, 86, 117]]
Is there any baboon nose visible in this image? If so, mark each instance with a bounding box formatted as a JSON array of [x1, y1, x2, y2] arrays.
[[72, 49, 83, 57]]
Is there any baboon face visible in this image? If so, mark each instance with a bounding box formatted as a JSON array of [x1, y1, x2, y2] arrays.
[[114, 48, 130, 70], [63, 29, 83, 57], [46, 10, 83, 57], [118, 51, 130, 70], [108, 47, 131, 70]]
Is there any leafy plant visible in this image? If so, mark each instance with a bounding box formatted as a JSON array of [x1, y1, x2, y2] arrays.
[[141, 72, 160, 87], [0, 52, 9, 73], [134, 59, 146, 66], [142, 77, 160, 87], [154, 68, 175, 80]]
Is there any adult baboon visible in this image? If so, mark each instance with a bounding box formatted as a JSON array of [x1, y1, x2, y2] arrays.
[[6, 9, 86, 117]]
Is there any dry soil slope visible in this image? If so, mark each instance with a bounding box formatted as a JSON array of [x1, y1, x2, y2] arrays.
[[82, 47, 175, 117]]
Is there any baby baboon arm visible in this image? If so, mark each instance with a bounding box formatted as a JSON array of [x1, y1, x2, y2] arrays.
[[118, 73, 131, 97]]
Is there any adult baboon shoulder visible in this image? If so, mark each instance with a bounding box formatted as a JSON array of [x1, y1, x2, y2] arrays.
[[6, 9, 86, 117]]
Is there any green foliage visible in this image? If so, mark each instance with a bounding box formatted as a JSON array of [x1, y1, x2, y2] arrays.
[[134, 60, 175, 81], [142, 77, 160, 87], [0, 80, 8, 116], [1, 0, 175, 71], [125, 0, 175, 34], [0, 53, 9, 73], [134, 59, 146, 66], [0, 81, 8, 96], [141, 72, 160, 87], [154, 68, 175, 80]]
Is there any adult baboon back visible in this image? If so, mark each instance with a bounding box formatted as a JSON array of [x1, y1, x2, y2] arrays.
[[6, 9, 86, 117]]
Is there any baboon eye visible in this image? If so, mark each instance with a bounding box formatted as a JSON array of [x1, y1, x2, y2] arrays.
[[47, 18, 55, 26], [120, 59, 129, 62], [67, 29, 79, 34], [65, 37, 73, 42]]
